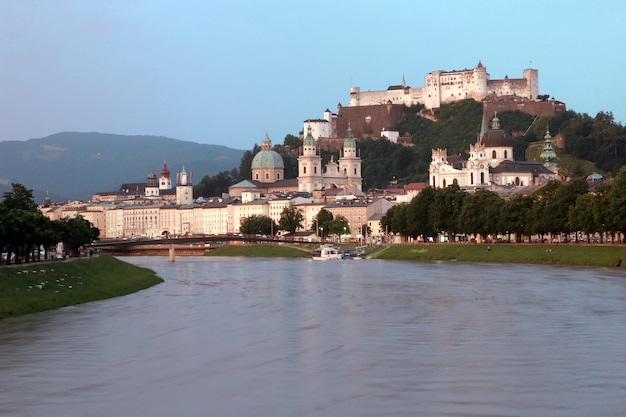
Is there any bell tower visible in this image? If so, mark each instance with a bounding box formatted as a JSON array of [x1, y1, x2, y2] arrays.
[[298, 124, 322, 192], [176, 165, 193, 205]]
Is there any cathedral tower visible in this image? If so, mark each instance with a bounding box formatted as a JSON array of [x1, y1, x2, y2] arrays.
[[338, 126, 362, 192], [298, 124, 323, 192]]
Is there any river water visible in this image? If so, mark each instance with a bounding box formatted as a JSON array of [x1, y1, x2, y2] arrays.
[[1, 256, 626, 417]]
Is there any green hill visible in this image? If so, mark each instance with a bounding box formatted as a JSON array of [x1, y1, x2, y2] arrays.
[[0, 132, 244, 202]]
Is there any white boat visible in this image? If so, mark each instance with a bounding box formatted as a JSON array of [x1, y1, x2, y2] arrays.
[[312, 244, 343, 260]]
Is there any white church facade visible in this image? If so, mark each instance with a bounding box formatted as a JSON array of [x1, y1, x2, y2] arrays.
[[429, 114, 558, 189]]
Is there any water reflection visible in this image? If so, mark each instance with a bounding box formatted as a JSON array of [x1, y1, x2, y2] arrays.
[[1, 257, 625, 416]]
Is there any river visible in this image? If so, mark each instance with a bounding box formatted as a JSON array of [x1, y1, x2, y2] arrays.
[[1, 257, 625, 416]]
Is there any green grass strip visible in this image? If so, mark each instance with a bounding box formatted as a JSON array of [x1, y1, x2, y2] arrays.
[[0, 254, 163, 320], [367, 243, 626, 267]]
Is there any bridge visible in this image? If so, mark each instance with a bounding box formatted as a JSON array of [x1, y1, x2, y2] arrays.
[[89, 234, 312, 260]]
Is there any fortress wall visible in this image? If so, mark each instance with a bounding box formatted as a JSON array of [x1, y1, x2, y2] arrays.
[[487, 78, 531, 98], [484, 100, 566, 119]]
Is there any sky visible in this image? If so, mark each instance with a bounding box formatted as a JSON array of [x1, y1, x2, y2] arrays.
[[1, 0, 626, 150]]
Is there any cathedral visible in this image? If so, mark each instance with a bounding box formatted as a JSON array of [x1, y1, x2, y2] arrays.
[[429, 113, 558, 189], [228, 127, 363, 197], [297, 125, 362, 194]]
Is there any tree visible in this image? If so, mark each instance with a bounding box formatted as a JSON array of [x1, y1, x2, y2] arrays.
[[278, 206, 304, 233], [1, 183, 38, 212], [431, 185, 466, 240], [328, 215, 349, 240], [609, 166, 626, 241], [501, 195, 534, 242], [314, 209, 333, 239], [193, 170, 235, 198], [545, 179, 588, 239], [381, 203, 409, 238], [239, 215, 276, 236], [569, 193, 601, 242], [283, 134, 302, 149], [57, 217, 100, 257], [407, 185, 437, 240]]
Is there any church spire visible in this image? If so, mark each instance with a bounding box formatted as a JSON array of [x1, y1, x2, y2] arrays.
[[261, 129, 272, 150], [540, 128, 557, 167]]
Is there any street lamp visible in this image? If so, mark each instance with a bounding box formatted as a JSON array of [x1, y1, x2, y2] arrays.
[[343, 226, 346, 243], [320, 227, 324, 241]]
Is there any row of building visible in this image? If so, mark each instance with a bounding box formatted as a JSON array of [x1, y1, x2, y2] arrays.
[[41, 128, 398, 241], [40, 61, 562, 241]]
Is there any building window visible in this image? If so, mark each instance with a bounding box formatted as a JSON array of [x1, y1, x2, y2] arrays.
[[255, 173, 259, 180], [470, 173, 474, 184], [266, 173, 269, 180], [504, 150, 508, 159], [443, 179, 447, 187], [303, 166, 306, 174], [314, 166, 317, 174], [481, 172, 485, 184], [492, 150, 496, 159], [354, 168, 357, 175]]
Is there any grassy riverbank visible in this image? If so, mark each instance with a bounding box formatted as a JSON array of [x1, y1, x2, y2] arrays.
[[0, 255, 163, 320], [367, 243, 626, 267], [206, 244, 311, 258]]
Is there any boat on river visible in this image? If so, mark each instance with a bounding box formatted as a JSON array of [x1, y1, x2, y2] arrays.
[[312, 244, 343, 260]]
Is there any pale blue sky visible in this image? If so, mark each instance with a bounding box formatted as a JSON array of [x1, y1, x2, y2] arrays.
[[1, 0, 625, 150]]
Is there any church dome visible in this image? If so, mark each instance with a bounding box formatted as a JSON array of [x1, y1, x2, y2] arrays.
[[303, 124, 316, 147], [343, 126, 356, 149], [160, 161, 170, 177], [251, 132, 284, 169], [481, 115, 513, 148]]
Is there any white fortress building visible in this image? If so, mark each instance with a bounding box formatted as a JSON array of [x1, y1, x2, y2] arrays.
[[348, 61, 538, 110]]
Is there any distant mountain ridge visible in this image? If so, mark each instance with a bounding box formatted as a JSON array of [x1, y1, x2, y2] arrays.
[[0, 132, 244, 202]]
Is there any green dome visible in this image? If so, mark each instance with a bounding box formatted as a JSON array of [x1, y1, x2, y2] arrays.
[[251, 132, 284, 169], [343, 126, 356, 148], [303, 124, 316, 147]]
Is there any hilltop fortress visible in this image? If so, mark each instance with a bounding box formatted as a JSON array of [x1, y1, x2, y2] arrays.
[[348, 61, 537, 109], [305, 61, 565, 149]]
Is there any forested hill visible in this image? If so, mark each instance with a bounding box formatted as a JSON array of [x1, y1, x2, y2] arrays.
[[0, 132, 244, 202], [233, 100, 625, 191], [191, 100, 626, 197], [393, 100, 626, 184], [392, 100, 626, 187]]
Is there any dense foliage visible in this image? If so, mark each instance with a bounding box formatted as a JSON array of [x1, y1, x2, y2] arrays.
[[0, 183, 99, 265], [194, 100, 626, 198], [239, 214, 277, 236], [278, 206, 304, 233], [381, 167, 626, 243]]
